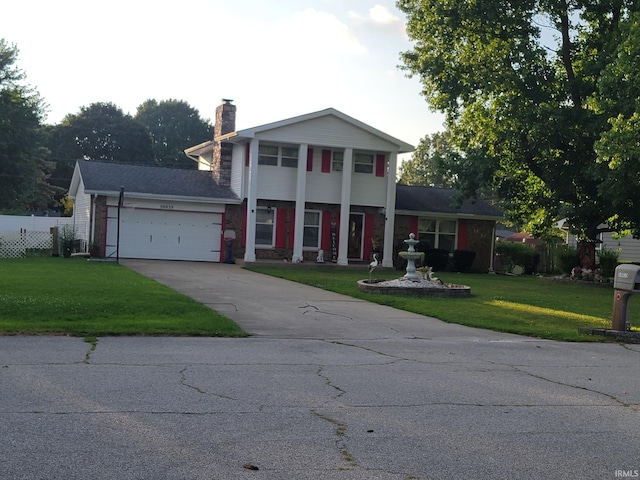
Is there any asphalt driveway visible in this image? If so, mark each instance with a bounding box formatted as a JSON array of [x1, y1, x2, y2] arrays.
[[1, 260, 639, 479]]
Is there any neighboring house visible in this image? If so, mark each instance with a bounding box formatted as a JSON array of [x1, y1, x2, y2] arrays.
[[68, 100, 501, 267], [185, 100, 413, 266], [68, 161, 240, 261], [394, 185, 503, 272]]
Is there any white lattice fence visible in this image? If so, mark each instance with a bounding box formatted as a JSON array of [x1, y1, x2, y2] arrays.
[[0, 231, 53, 258]]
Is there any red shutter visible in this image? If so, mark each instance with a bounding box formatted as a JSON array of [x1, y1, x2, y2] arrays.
[[321, 211, 333, 250], [363, 213, 375, 260], [321, 149, 331, 173], [409, 217, 419, 237], [457, 219, 467, 250], [375, 153, 386, 177], [275, 208, 287, 248], [245, 142, 250, 167], [307, 148, 313, 172]]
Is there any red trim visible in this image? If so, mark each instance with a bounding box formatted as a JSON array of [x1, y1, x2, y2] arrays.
[[307, 148, 313, 172], [409, 217, 419, 237], [363, 213, 375, 260], [375, 154, 386, 177], [275, 208, 287, 248], [245, 143, 250, 167], [321, 149, 331, 173], [457, 219, 467, 250]]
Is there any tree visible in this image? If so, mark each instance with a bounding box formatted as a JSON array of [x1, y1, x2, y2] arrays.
[[135, 99, 212, 169], [398, 131, 456, 187], [47, 102, 155, 189], [0, 39, 52, 213], [398, 1, 640, 241]]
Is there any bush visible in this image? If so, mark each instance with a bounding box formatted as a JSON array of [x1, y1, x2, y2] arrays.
[[555, 245, 579, 274], [495, 241, 537, 273], [597, 248, 619, 277], [454, 249, 476, 272], [423, 248, 450, 271], [59, 225, 77, 258]]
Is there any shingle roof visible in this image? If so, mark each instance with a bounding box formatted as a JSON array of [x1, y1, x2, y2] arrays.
[[395, 185, 502, 218], [75, 160, 240, 201]]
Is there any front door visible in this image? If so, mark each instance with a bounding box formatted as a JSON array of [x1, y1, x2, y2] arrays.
[[348, 213, 364, 259]]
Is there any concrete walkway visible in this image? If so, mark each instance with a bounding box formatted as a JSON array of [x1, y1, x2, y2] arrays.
[[1, 260, 638, 479]]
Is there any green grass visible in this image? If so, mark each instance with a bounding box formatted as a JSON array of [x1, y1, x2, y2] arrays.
[[244, 265, 631, 342], [0, 257, 247, 337]]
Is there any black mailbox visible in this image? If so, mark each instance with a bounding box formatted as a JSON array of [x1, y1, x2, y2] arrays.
[[612, 264, 640, 331]]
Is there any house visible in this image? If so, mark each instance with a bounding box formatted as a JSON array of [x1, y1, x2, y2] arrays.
[[69, 101, 501, 267], [394, 185, 503, 272], [184, 100, 414, 266]]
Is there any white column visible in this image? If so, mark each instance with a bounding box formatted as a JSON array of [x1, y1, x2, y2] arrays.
[[244, 139, 259, 262], [337, 148, 353, 266], [382, 151, 397, 267], [292, 143, 308, 263]]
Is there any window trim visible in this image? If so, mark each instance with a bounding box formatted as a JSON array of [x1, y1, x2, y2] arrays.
[[354, 152, 374, 174], [255, 206, 276, 248], [417, 217, 458, 252], [302, 209, 322, 250], [332, 151, 344, 172]]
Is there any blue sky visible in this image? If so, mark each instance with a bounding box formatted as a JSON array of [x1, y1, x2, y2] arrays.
[[2, 0, 444, 158]]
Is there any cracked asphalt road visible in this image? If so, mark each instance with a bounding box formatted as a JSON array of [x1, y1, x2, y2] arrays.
[[1, 260, 639, 479]]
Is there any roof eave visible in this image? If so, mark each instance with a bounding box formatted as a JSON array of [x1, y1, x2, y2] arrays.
[[83, 190, 241, 204], [394, 209, 502, 221]]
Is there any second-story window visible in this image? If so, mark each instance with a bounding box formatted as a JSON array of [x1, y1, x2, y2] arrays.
[[332, 151, 343, 172], [258, 145, 298, 167], [258, 145, 278, 166], [281, 147, 298, 168], [354, 153, 374, 173]]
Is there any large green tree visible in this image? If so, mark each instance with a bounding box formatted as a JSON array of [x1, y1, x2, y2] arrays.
[[135, 99, 212, 169], [398, 131, 456, 187], [0, 39, 52, 213], [47, 102, 155, 189], [398, 0, 640, 240]]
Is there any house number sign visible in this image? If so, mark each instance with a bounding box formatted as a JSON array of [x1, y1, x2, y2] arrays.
[[160, 204, 174, 210]]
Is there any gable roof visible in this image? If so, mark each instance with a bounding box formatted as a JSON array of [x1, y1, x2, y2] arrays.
[[218, 108, 415, 153], [395, 185, 502, 219], [68, 160, 240, 203]]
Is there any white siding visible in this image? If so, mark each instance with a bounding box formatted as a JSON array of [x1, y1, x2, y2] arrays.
[[600, 233, 640, 262], [256, 165, 298, 201], [253, 115, 399, 151], [350, 172, 388, 206], [0, 215, 74, 231], [73, 182, 91, 242], [231, 144, 244, 198]]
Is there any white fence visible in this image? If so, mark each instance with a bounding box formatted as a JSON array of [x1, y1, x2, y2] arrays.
[[0, 230, 53, 258]]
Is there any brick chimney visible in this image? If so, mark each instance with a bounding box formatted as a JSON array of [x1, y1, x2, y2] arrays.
[[212, 99, 236, 187]]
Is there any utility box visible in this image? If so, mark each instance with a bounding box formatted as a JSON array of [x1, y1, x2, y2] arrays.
[[612, 264, 640, 331]]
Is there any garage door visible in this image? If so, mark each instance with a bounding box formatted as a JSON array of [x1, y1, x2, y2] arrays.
[[106, 207, 222, 262]]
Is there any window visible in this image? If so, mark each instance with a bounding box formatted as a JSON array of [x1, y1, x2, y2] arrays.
[[258, 144, 298, 167], [281, 147, 298, 168], [332, 151, 343, 172], [255, 207, 275, 246], [258, 145, 278, 166], [418, 218, 457, 252], [354, 153, 374, 173], [303, 211, 321, 249]]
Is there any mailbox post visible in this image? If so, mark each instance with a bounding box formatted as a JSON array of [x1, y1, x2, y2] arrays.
[[612, 264, 640, 331]]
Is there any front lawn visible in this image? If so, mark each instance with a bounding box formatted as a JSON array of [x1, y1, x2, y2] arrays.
[[245, 265, 625, 342], [0, 257, 247, 337]]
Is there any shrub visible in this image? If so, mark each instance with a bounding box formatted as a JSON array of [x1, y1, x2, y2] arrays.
[[423, 248, 450, 271], [555, 245, 579, 274], [495, 241, 537, 273], [597, 248, 619, 277], [454, 249, 476, 272], [59, 225, 77, 258]]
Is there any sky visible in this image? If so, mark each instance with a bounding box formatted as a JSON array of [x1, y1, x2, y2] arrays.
[[1, 0, 445, 159]]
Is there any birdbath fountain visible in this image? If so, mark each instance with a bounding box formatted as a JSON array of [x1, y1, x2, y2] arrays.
[[399, 233, 422, 281], [357, 233, 471, 297]]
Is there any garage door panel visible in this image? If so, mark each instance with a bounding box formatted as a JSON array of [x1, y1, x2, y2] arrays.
[[106, 207, 222, 261]]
